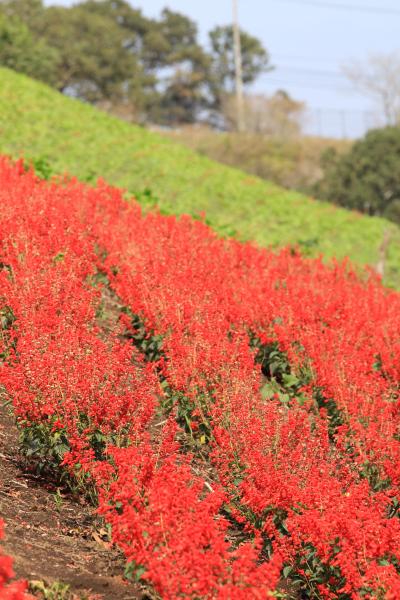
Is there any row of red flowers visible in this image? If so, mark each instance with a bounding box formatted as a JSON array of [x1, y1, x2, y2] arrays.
[[1, 156, 399, 598], [93, 178, 400, 597], [0, 159, 280, 598]]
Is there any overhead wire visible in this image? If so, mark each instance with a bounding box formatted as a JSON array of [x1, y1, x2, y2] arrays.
[[272, 54, 343, 64], [275, 0, 400, 16], [258, 65, 353, 92], [273, 66, 344, 78], [258, 77, 353, 92], [262, 0, 390, 135]]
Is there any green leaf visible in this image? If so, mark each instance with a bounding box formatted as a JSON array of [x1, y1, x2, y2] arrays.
[[278, 393, 290, 404], [282, 565, 293, 578], [282, 373, 299, 388], [261, 382, 274, 400]]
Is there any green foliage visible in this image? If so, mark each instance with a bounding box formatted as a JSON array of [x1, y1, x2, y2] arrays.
[[153, 8, 212, 124], [120, 307, 212, 446], [209, 25, 272, 101], [251, 335, 346, 439], [388, 497, 400, 519], [1, 68, 400, 287], [27, 155, 53, 179], [251, 336, 311, 405], [316, 126, 400, 224], [359, 461, 391, 493], [16, 414, 128, 508], [0, 303, 17, 362], [1, 0, 269, 124], [18, 410, 130, 483], [174, 123, 352, 186], [124, 559, 147, 583], [29, 580, 72, 600], [0, 0, 44, 27], [53, 487, 64, 512], [40, 4, 144, 103], [283, 542, 349, 600], [0, 13, 58, 84], [312, 385, 344, 440], [29, 580, 96, 600], [133, 187, 161, 210], [121, 307, 165, 364], [19, 419, 70, 477], [0, 304, 16, 331]]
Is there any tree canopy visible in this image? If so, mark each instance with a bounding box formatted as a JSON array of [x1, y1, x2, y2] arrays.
[[0, 12, 58, 83], [0, 0, 272, 126], [316, 126, 400, 224]]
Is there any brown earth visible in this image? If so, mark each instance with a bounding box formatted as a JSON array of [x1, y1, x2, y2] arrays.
[[0, 403, 148, 600]]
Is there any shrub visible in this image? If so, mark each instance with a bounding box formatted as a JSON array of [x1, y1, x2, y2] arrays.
[[316, 126, 400, 223]]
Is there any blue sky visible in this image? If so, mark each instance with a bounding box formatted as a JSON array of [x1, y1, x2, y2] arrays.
[[49, 0, 400, 137]]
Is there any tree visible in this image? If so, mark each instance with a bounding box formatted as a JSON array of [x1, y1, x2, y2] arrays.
[[39, 5, 143, 103], [343, 53, 400, 125], [151, 9, 211, 125], [44, 2, 210, 123], [209, 25, 272, 115], [0, 0, 44, 30], [1, 0, 138, 102], [1, 0, 157, 113], [77, 0, 159, 68], [68, 0, 161, 117], [0, 0, 272, 126], [0, 13, 58, 84], [315, 126, 400, 224]]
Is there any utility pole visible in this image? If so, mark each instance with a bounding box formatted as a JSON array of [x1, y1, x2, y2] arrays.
[[232, 0, 245, 132], [340, 109, 347, 139]]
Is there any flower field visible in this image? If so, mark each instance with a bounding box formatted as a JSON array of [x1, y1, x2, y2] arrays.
[[1, 156, 400, 599]]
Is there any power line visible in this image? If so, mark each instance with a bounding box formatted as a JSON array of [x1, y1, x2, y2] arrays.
[[259, 70, 350, 85], [304, 107, 380, 138], [259, 66, 360, 90], [276, 66, 344, 78], [273, 53, 341, 64], [307, 106, 376, 115], [258, 76, 354, 92], [276, 0, 400, 15]]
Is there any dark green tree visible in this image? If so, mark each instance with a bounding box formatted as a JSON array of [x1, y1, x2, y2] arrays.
[[43, 2, 210, 123], [68, 2, 211, 123], [66, 0, 160, 117], [39, 5, 144, 104], [0, 0, 44, 29], [0, 0, 272, 126], [77, 0, 158, 65], [315, 126, 400, 223], [209, 25, 272, 107], [151, 9, 212, 124], [0, 13, 58, 83]]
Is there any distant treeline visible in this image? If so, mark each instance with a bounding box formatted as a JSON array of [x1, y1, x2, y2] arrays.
[[0, 0, 271, 125]]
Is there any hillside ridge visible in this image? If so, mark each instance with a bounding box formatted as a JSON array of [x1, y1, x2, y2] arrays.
[[1, 67, 399, 286]]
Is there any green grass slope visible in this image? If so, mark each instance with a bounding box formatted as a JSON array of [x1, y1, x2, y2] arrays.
[[1, 67, 399, 286]]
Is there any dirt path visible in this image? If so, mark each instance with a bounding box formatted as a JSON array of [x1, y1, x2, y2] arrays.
[[0, 403, 144, 599]]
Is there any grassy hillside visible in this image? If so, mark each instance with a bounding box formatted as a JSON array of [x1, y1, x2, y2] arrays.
[[164, 125, 351, 192], [1, 67, 399, 286]]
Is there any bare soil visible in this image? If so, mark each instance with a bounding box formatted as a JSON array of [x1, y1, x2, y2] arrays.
[[0, 404, 145, 599]]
